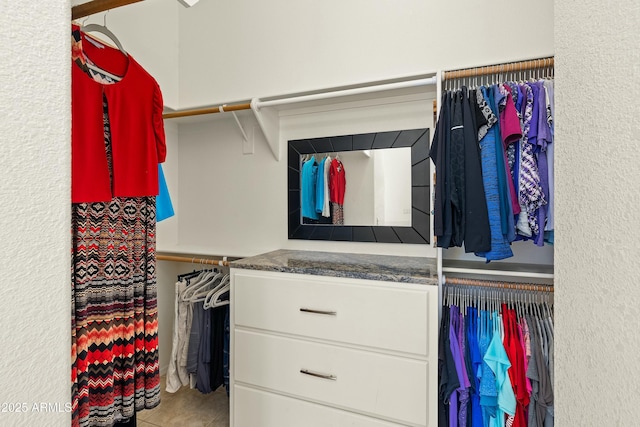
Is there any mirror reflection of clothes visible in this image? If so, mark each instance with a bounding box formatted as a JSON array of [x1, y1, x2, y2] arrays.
[[329, 158, 346, 225], [301, 156, 320, 220]]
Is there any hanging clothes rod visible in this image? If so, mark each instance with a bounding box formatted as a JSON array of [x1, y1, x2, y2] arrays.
[[163, 103, 252, 119], [254, 76, 437, 109], [157, 254, 232, 267], [72, 0, 144, 20], [444, 276, 554, 293], [443, 56, 554, 81]]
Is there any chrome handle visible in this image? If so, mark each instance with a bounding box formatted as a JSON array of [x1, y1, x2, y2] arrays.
[[300, 369, 337, 381], [299, 308, 337, 316]]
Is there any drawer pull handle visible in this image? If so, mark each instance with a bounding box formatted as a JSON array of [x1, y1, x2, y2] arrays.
[[300, 369, 337, 381], [300, 308, 337, 316]]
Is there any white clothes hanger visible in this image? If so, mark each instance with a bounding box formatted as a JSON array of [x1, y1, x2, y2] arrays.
[[203, 274, 230, 309], [81, 11, 128, 57], [187, 271, 227, 303], [187, 268, 216, 287], [82, 24, 127, 56], [186, 279, 219, 303], [178, 270, 208, 301], [181, 270, 220, 302]]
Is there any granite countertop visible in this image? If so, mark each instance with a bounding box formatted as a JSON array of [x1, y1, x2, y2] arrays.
[[231, 249, 438, 285]]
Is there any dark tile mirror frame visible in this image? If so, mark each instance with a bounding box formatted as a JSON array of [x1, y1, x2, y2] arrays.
[[287, 128, 430, 244]]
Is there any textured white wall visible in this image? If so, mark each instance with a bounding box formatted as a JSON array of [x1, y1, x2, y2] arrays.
[[555, 0, 640, 424], [0, 1, 71, 425]]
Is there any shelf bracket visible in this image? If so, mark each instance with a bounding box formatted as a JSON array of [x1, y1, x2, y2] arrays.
[[219, 105, 254, 155], [251, 98, 280, 161]]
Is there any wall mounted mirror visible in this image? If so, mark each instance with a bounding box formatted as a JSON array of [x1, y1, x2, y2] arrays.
[[288, 128, 430, 244]]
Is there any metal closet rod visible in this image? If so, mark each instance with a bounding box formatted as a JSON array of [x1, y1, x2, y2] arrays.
[[444, 276, 554, 293], [156, 254, 232, 267], [72, 0, 144, 20], [443, 56, 554, 81]]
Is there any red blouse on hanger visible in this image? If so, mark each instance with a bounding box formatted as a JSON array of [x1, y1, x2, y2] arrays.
[[71, 25, 166, 203], [329, 158, 346, 205]]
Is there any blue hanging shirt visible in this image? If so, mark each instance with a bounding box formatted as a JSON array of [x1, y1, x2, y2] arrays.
[[156, 164, 175, 222], [301, 157, 320, 219]]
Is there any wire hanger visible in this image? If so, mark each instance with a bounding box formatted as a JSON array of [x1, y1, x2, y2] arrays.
[[81, 10, 128, 57]]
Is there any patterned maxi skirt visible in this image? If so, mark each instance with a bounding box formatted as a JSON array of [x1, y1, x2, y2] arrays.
[[70, 96, 160, 426], [71, 196, 161, 427]]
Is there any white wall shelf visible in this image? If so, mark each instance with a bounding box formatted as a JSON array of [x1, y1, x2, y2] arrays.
[[163, 73, 438, 162], [442, 260, 554, 282]]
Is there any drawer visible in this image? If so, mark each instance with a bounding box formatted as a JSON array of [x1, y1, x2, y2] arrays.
[[234, 330, 428, 426], [234, 385, 407, 427], [233, 270, 433, 356]]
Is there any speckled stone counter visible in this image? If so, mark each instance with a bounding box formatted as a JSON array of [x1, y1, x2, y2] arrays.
[[231, 249, 438, 285]]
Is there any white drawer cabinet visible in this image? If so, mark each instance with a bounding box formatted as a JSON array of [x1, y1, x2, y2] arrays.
[[234, 271, 432, 356], [235, 330, 428, 425], [231, 268, 438, 427], [234, 385, 409, 427]]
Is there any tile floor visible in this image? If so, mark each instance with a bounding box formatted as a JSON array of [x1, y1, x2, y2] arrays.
[[137, 377, 230, 427]]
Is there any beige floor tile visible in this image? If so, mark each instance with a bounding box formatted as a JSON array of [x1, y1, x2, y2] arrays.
[[209, 396, 231, 426], [137, 412, 151, 421], [209, 413, 231, 427], [140, 381, 229, 427], [138, 376, 168, 421]]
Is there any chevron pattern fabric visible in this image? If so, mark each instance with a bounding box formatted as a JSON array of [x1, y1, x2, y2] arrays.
[[71, 196, 160, 427], [71, 95, 160, 427]]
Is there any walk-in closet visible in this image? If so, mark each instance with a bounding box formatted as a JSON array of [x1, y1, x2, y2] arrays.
[[70, 0, 556, 426], [3, 0, 639, 426]]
